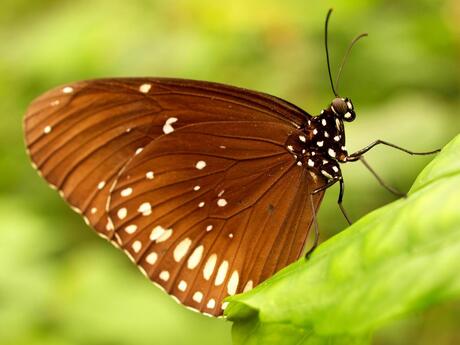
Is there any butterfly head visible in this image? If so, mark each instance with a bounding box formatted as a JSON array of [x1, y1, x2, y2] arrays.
[[331, 97, 355, 122]]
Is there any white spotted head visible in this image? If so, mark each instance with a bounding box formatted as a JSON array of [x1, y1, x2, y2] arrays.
[[331, 97, 356, 122]]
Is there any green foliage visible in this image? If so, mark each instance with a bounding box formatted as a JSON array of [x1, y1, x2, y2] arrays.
[[226, 135, 460, 345]]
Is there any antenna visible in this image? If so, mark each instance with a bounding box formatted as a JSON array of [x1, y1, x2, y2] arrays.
[[324, 8, 337, 96], [335, 33, 368, 95]]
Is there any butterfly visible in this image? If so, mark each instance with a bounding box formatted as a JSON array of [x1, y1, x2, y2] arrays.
[[23, 9, 438, 316]]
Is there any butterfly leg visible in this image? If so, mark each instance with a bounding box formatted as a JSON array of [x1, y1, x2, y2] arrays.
[[347, 140, 440, 160], [359, 156, 406, 198], [337, 178, 352, 225], [312, 177, 339, 193], [313, 177, 352, 225], [305, 180, 339, 259], [305, 193, 320, 259]]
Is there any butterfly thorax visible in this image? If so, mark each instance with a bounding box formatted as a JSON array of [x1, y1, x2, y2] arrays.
[[286, 100, 354, 181]]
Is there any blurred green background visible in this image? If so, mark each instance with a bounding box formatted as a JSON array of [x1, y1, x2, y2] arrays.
[[1, 0, 459, 344]]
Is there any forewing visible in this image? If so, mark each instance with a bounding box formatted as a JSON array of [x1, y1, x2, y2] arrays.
[[23, 78, 311, 241], [108, 121, 324, 316]]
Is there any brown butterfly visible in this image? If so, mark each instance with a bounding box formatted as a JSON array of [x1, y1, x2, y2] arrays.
[[23, 10, 438, 316]]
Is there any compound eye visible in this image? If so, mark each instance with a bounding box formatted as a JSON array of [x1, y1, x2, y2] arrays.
[[331, 98, 348, 115]]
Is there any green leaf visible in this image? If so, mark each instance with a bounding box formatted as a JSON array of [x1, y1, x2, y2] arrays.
[[226, 134, 460, 345]]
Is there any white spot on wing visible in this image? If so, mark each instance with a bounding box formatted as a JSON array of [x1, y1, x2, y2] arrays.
[[193, 185, 200, 191], [243, 280, 253, 292], [317, 141, 324, 147], [150, 225, 165, 241], [195, 161, 206, 170], [162, 117, 178, 134], [97, 181, 106, 190], [83, 216, 90, 225], [138, 265, 148, 278], [217, 198, 227, 207], [227, 271, 239, 295], [117, 208, 127, 219], [170, 294, 181, 304], [198, 201, 205, 208], [90, 207, 97, 214], [125, 224, 137, 234], [43, 125, 52, 134], [121, 187, 133, 197], [146, 252, 158, 265], [193, 291, 203, 303], [62, 86, 74, 94], [185, 306, 200, 314], [207, 299, 216, 309], [50, 100, 60, 106], [139, 83, 152, 93], [203, 254, 217, 280], [206, 225, 213, 232], [214, 260, 229, 286], [132, 240, 142, 253], [138, 202, 152, 216], [174, 238, 192, 262], [187, 245, 204, 269], [159, 271, 170, 281], [124, 249, 135, 262], [156, 229, 173, 243], [135, 147, 143, 155], [178, 280, 187, 292], [146, 171, 154, 179], [106, 218, 114, 231]]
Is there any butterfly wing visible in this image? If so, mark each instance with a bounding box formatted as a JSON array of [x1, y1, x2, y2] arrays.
[[108, 121, 325, 315], [24, 78, 309, 241], [24, 78, 325, 316]]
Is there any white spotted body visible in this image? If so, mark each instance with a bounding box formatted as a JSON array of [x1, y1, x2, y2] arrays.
[[285, 97, 356, 182]]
